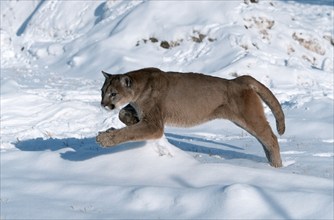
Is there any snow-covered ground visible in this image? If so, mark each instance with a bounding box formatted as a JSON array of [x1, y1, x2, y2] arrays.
[[1, 0, 333, 219]]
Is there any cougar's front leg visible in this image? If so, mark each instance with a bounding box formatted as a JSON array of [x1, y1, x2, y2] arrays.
[[96, 108, 164, 147], [119, 104, 139, 126], [96, 129, 122, 147], [102, 105, 139, 134]]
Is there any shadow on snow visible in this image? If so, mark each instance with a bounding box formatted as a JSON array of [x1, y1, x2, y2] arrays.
[[15, 137, 145, 161], [15, 133, 266, 163], [165, 133, 266, 163]]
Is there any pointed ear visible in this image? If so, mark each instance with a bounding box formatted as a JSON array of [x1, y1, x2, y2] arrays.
[[120, 75, 132, 88], [102, 70, 112, 79]]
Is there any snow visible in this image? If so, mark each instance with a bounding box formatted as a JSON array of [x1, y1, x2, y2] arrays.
[[1, 0, 333, 219]]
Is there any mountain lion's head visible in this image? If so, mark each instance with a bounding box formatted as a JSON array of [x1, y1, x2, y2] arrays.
[[100, 71, 133, 110]]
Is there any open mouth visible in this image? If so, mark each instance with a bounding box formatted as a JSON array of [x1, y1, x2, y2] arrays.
[[101, 104, 115, 110], [107, 104, 115, 110]]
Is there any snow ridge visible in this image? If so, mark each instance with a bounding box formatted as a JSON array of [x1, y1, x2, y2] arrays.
[[1, 1, 333, 219]]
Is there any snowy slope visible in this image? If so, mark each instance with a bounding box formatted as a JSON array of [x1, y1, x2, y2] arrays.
[[1, 0, 333, 219]]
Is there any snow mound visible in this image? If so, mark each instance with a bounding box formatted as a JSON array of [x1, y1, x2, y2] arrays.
[[1, 0, 333, 219]]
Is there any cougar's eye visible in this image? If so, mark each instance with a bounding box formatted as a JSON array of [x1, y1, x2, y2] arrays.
[[110, 93, 117, 97]]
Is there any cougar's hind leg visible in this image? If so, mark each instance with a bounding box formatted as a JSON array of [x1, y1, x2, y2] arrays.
[[241, 119, 282, 168], [240, 89, 282, 167], [119, 104, 140, 126], [258, 129, 282, 168]]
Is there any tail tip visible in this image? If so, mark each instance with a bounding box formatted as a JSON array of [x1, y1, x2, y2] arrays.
[[278, 125, 285, 135]]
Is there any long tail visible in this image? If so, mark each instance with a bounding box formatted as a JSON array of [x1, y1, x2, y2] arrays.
[[238, 75, 285, 135]]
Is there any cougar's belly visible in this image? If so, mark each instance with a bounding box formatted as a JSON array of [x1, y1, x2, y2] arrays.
[[162, 75, 228, 127], [164, 114, 209, 127], [163, 101, 217, 127]]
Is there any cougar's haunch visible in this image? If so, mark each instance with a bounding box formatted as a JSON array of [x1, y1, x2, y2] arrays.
[[97, 68, 285, 167]]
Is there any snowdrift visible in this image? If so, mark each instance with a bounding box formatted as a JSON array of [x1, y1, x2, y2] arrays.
[[1, 0, 333, 219]]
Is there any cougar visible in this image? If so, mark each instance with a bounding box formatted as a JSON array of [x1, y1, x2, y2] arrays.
[[96, 67, 285, 167]]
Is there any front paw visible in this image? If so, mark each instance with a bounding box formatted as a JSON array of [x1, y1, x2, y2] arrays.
[[96, 131, 116, 147]]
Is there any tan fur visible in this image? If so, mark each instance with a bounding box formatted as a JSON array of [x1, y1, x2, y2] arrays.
[[96, 68, 285, 167]]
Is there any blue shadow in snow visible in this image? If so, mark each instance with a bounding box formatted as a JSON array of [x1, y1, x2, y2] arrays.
[[166, 133, 244, 151], [166, 133, 266, 163], [281, 0, 333, 6], [15, 133, 265, 163], [16, 0, 46, 36], [15, 137, 145, 161], [94, 2, 106, 25]]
